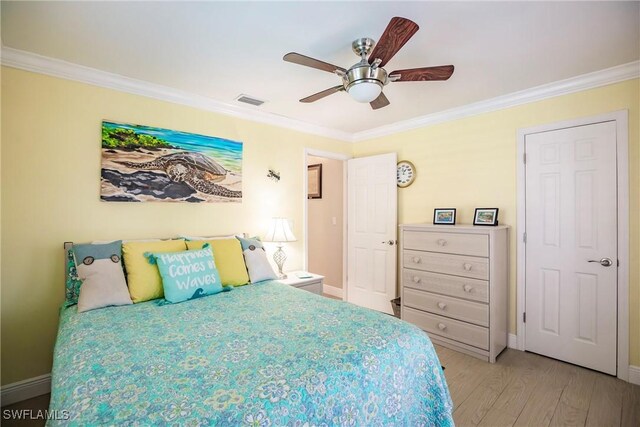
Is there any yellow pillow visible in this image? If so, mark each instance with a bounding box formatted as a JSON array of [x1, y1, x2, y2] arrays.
[[186, 239, 249, 286], [122, 239, 187, 303]]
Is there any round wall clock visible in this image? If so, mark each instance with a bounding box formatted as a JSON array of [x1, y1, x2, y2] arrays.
[[397, 160, 416, 188]]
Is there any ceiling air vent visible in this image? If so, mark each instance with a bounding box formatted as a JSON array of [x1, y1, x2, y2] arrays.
[[235, 94, 265, 107]]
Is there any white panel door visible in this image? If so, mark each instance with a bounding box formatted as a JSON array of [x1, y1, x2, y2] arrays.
[[347, 153, 397, 313], [525, 121, 617, 375]]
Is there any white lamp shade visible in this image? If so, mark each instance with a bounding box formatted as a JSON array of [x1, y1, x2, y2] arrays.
[[348, 81, 382, 103], [264, 218, 297, 243]]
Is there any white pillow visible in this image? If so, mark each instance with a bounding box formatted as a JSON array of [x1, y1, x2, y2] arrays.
[[243, 248, 278, 283], [76, 259, 133, 313]]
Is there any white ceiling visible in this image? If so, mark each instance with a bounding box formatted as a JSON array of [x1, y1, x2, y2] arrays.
[[2, 1, 638, 134]]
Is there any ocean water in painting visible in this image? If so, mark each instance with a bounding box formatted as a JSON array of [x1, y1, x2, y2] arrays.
[[102, 121, 242, 172], [101, 121, 243, 203]]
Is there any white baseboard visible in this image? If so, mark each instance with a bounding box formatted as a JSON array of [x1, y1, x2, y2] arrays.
[[323, 284, 343, 299], [508, 333, 518, 349], [1, 374, 51, 407], [629, 365, 640, 386]]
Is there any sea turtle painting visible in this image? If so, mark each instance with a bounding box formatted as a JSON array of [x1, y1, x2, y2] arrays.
[[116, 152, 241, 198], [100, 121, 242, 203]]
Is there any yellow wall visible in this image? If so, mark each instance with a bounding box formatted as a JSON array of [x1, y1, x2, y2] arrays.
[[353, 79, 640, 366], [0, 67, 351, 385], [2, 66, 638, 386]]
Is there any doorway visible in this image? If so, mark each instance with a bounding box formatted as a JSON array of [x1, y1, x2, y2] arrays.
[[517, 111, 629, 380], [304, 149, 349, 299]]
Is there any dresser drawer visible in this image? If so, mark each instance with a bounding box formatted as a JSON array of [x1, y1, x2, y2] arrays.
[[403, 269, 488, 303], [403, 288, 488, 327], [404, 307, 489, 350], [404, 230, 489, 257], [403, 250, 489, 280]]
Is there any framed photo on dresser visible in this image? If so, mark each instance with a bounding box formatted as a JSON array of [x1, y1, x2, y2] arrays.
[[433, 208, 456, 225], [474, 208, 499, 226]]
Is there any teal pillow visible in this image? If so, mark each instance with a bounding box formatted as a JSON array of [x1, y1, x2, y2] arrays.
[[237, 236, 264, 251], [65, 249, 83, 306], [145, 244, 230, 303]]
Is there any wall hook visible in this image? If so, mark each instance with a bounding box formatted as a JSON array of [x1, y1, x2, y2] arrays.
[[267, 169, 281, 182]]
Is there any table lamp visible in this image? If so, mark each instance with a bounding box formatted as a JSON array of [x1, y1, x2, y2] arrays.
[[264, 217, 297, 279]]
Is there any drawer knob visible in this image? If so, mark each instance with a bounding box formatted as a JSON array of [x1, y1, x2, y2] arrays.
[[437, 302, 447, 310], [412, 256, 422, 264], [463, 284, 473, 293], [463, 263, 473, 271], [437, 323, 447, 331], [437, 239, 447, 246], [412, 276, 421, 283]]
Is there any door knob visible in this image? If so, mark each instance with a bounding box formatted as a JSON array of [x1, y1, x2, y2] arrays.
[[381, 240, 396, 246], [588, 258, 613, 267]]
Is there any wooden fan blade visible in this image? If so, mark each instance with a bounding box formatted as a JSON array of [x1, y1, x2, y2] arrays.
[[389, 65, 455, 81], [370, 92, 390, 110], [284, 52, 346, 74], [368, 17, 419, 67], [300, 86, 344, 103]]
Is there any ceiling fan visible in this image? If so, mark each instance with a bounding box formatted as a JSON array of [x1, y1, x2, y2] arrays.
[[283, 17, 455, 110]]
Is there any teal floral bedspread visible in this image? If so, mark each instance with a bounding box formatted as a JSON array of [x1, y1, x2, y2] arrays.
[[49, 281, 453, 426]]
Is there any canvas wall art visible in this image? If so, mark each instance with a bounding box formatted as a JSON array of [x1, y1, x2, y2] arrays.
[[101, 121, 242, 203]]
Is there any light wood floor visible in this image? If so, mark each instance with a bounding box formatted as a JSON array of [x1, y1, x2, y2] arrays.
[[435, 344, 640, 427], [2, 346, 638, 426]]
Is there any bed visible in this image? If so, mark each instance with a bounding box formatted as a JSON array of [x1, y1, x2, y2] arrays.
[[49, 281, 453, 426]]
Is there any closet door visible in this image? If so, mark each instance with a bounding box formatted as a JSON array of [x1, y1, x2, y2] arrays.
[[525, 121, 617, 375]]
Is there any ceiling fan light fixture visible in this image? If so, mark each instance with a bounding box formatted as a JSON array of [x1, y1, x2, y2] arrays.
[[347, 80, 383, 103], [284, 17, 454, 110]]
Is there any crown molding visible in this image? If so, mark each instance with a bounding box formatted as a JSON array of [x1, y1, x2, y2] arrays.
[[351, 60, 640, 142], [0, 47, 353, 142], [1, 46, 638, 144]]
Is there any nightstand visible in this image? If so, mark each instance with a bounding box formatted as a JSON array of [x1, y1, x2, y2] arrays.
[[279, 271, 324, 295]]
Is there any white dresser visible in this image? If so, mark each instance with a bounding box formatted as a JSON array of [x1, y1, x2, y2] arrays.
[[400, 224, 509, 362]]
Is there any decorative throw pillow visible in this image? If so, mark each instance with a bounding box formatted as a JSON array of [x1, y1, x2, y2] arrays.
[[65, 249, 83, 306], [237, 236, 277, 283], [237, 236, 265, 251], [72, 241, 133, 313], [122, 239, 187, 303], [186, 239, 249, 286], [146, 244, 230, 303]]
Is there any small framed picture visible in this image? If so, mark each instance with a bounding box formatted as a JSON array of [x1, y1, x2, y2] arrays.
[[307, 164, 322, 199], [433, 208, 457, 225], [474, 208, 499, 226]]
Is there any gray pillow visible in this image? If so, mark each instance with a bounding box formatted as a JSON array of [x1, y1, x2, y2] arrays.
[[243, 248, 278, 283], [237, 236, 264, 251], [73, 241, 132, 313]]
